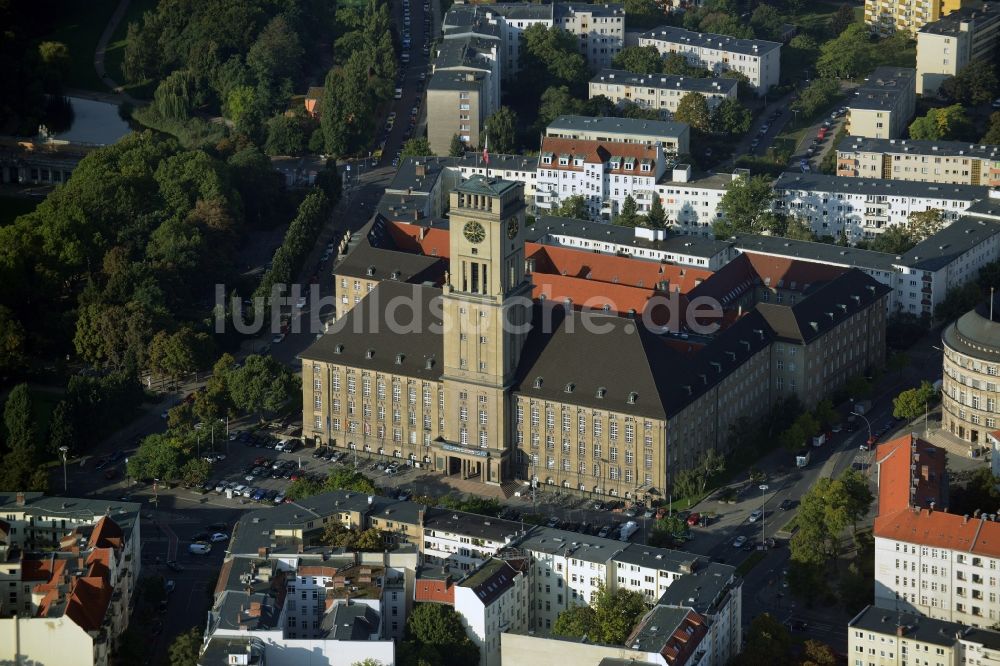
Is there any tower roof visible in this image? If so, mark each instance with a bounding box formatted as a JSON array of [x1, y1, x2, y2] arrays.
[[455, 174, 520, 197]]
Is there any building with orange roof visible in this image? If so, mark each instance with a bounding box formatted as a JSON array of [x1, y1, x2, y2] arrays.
[[535, 135, 667, 221], [0, 492, 140, 666], [873, 435, 1000, 627]]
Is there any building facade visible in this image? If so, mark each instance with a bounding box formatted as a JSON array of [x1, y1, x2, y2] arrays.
[[545, 114, 691, 156], [773, 171, 988, 242], [941, 295, 1000, 446], [589, 69, 739, 116], [638, 26, 782, 92], [916, 3, 1000, 95], [846, 67, 917, 140], [837, 135, 1000, 187], [865, 0, 973, 36], [454, 558, 529, 666]]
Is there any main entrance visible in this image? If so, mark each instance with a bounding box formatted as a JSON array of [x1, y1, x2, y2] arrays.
[[446, 455, 482, 480]]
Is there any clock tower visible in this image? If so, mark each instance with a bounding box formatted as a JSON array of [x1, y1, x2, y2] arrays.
[[438, 176, 531, 485]]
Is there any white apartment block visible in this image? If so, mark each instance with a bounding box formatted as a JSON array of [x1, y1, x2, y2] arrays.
[[546, 114, 691, 157], [610, 543, 701, 603], [443, 2, 625, 75], [589, 68, 739, 116], [638, 26, 782, 92], [420, 509, 527, 572], [916, 3, 1000, 95], [453, 558, 529, 666], [655, 165, 742, 236], [846, 67, 917, 140], [535, 135, 666, 220], [837, 136, 1000, 187], [848, 604, 1000, 666], [773, 172, 987, 243]]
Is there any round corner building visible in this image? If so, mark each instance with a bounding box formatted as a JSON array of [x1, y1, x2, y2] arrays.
[[942, 295, 1000, 445]]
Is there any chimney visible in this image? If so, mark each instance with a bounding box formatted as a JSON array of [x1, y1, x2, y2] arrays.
[[15, 492, 25, 506], [896, 625, 905, 637], [415, 162, 427, 177]]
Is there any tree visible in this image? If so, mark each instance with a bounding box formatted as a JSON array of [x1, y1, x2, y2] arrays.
[[674, 92, 711, 132], [0, 305, 26, 373], [829, 3, 857, 35], [612, 45, 664, 74], [893, 381, 938, 421], [714, 175, 776, 237], [264, 114, 309, 156], [940, 61, 999, 105], [622, 0, 663, 29], [662, 52, 708, 77], [127, 434, 186, 482], [556, 195, 590, 220], [405, 603, 479, 666], [286, 475, 323, 501], [646, 194, 666, 229], [522, 24, 590, 93], [537, 85, 585, 129], [352, 660, 385, 666], [909, 104, 972, 141], [887, 351, 910, 377], [483, 106, 518, 153], [613, 195, 640, 227], [699, 448, 726, 491], [816, 24, 874, 79], [711, 98, 751, 135], [983, 112, 1000, 144], [168, 627, 202, 666], [229, 354, 298, 415], [784, 216, 818, 241], [732, 613, 791, 666], [868, 225, 916, 254], [908, 208, 944, 241], [400, 137, 434, 159], [320, 52, 377, 156], [324, 467, 377, 494], [673, 468, 701, 498], [181, 458, 211, 487], [749, 3, 784, 41], [449, 134, 466, 157], [791, 78, 841, 121], [4, 383, 37, 453], [552, 584, 647, 644], [48, 400, 76, 458], [837, 468, 875, 534]]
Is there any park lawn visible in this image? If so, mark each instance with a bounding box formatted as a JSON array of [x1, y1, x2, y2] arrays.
[[0, 196, 39, 226], [790, 1, 844, 37], [45, 0, 120, 91], [102, 0, 159, 99]]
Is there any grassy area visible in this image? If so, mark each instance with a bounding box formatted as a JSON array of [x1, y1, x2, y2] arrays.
[[736, 550, 767, 576], [45, 0, 119, 91], [102, 0, 159, 98], [0, 196, 39, 226], [790, 1, 843, 36]]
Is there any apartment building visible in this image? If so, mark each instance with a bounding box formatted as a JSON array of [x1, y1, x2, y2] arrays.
[[873, 434, 1000, 626], [443, 3, 625, 75], [846, 67, 917, 140], [654, 165, 742, 236], [658, 562, 743, 666], [626, 605, 710, 666], [427, 34, 500, 155], [0, 492, 141, 666], [773, 171, 988, 242], [535, 135, 666, 219], [638, 26, 782, 92], [867, 0, 979, 36], [589, 68, 738, 117], [546, 114, 691, 156], [848, 604, 1000, 666], [453, 558, 529, 666], [837, 135, 1000, 186], [421, 508, 527, 571], [916, 3, 1000, 94]]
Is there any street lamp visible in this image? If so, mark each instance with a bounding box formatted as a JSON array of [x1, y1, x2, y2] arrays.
[[59, 446, 69, 493], [759, 484, 769, 548], [851, 411, 873, 450]]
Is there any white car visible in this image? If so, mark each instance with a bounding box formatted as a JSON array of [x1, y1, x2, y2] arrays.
[[748, 509, 763, 522], [214, 482, 227, 493], [232, 484, 246, 495], [732, 536, 747, 548], [210, 533, 228, 542], [274, 493, 286, 504], [242, 486, 256, 498], [188, 543, 211, 555], [272, 333, 285, 344]]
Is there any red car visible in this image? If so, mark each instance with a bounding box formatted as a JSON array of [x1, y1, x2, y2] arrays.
[[686, 512, 701, 526]]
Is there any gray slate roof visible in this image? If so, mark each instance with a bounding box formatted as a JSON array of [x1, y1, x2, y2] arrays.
[[333, 218, 442, 282], [423, 507, 527, 543], [732, 234, 899, 272], [519, 525, 626, 563], [428, 70, 487, 91], [837, 135, 1000, 161], [899, 215, 1000, 271], [628, 605, 693, 653], [526, 215, 731, 259], [547, 114, 689, 140], [591, 68, 739, 96], [918, 2, 1000, 35], [657, 561, 738, 616], [849, 604, 969, 647], [774, 171, 989, 202], [640, 25, 782, 56], [323, 601, 381, 640]]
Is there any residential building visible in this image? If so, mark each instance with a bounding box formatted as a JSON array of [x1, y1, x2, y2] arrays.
[[846, 67, 917, 140], [589, 69, 738, 117], [653, 165, 743, 236], [657, 562, 743, 666], [535, 135, 666, 219], [941, 293, 1000, 445], [848, 604, 1000, 665], [420, 508, 527, 571], [989, 430, 1000, 476], [427, 63, 495, 154], [500, 632, 675, 665], [773, 171, 988, 242], [916, 3, 1000, 95], [836, 135, 1000, 186], [0, 492, 141, 666], [453, 558, 529, 666], [443, 3, 625, 75], [866, 0, 977, 36], [546, 114, 691, 156], [626, 605, 710, 666], [873, 433, 1000, 626], [638, 26, 782, 92]]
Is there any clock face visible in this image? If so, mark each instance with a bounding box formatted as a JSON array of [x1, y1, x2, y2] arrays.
[[464, 221, 485, 244], [507, 218, 519, 239]]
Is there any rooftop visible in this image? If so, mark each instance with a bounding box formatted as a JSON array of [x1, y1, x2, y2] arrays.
[[774, 171, 989, 202], [428, 69, 487, 91], [458, 558, 520, 606], [323, 601, 381, 640], [423, 507, 526, 543], [527, 215, 732, 259], [837, 135, 1000, 161], [732, 234, 898, 273], [612, 543, 702, 573], [874, 434, 947, 516], [456, 173, 522, 197], [657, 562, 739, 616], [640, 25, 782, 56], [547, 114, 689, 140], [849, 67, 916, 111], [627, 605, 705, 658], [519, 526, 626, 563], [590, 68, 739, 96], [918, 2, 1000, 35], [899, 214, 1000, 271], [849, 604, 997, 647]]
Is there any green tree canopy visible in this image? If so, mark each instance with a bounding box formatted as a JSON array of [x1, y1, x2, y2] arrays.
[[613, 195, 640, 227], [893, 381, 938, 421], [552, 584, 648, 644], [169, 627, 202, 666], [405, 603, 479, 666], [400, 137, 434, 159], [611, 45, 664, 74], [714, 175, 776, 237], [448, 134, 466, 157], [791, 78, 841, 121], [646, 194, 666, 229], [816, 24, 874, 79], [483, 106, 518, 153], [909, 104, 973, 141], [674, 92, 711, 132], [228, 354, 298, 415], [711, 98, 752, 135], [940, 61, 999, 105], [555, 195, 590, 220]]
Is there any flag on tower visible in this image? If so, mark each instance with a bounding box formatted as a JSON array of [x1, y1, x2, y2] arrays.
[[482, 133, 490, 165]]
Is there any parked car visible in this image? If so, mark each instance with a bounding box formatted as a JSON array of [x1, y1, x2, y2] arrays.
[[732, 535, 747, 548], [210, 533, 229, 542], [748, 509, 763, 522], [686, 512, 701, 526], [188, 543, 211, 555], [165, 580, 176, 594], [597, 525, 611, 538], [274, 493, 286, 504], [778, 499, 796, 511], [546, 517, 560, 528]]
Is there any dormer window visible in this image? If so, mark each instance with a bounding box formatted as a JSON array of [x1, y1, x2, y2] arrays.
[[395, 353, 404, 365], [366, 349, 375, 359], [533, 376, 544, 389], [627, 392, 638, 404], [542, 156, 552, 164], [596, 387, 606, 399], [641, 163, 651, 172], [559, 157, 569, 166], [564, 383, 575, 393], [334, 344, 345, 354]]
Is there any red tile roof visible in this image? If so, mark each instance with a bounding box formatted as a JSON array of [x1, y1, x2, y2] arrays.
[[527, 245, 711, 293], [539, 137, 658, 173], [65, 576, 113, 633], [874, 434, 1000, 557], [387, 221, 452, 259], [743, 253, 846, 292], [88, 516, 124, 550]]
